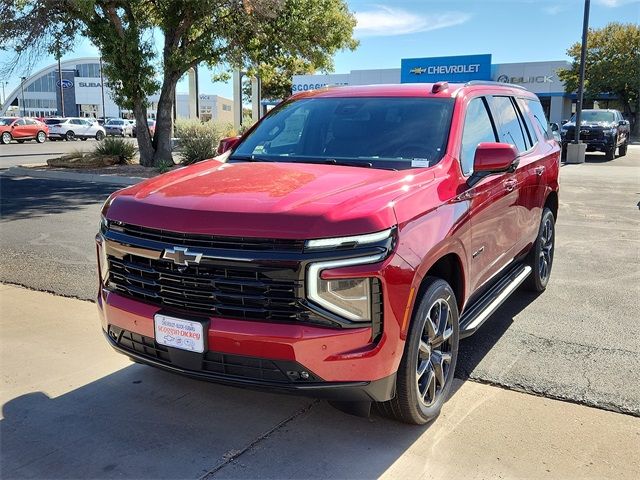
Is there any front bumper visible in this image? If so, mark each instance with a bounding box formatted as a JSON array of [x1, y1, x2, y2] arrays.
[[106, 128, 125, 135], [102, 326, 396, 401]]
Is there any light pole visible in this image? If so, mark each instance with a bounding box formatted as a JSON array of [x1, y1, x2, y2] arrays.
[[573, 0, 590, 144], [1, 81, 8, 106], [566, 0, 591, 163], [20, 77, 26, 116], [57, 56, 65, 117], [99, 57, 106, 119]]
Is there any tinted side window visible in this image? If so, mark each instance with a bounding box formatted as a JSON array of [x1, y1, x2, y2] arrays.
[[525, 99, 552, 141], [490, 96, 527, 152], [25, 118, 36, 125], [14, 119, 25, 126], [514, 99, 536, 148], [460, 97, 497, 176]]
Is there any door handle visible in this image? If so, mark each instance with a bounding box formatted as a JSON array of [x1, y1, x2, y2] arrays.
[[534, 166, 545, 176], [504, 180, 517, 192]]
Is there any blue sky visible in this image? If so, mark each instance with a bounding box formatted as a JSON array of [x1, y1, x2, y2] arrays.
[[1, 0, 638, 101]]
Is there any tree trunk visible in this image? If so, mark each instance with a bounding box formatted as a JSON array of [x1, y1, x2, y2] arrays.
[[152, 73, 180, 166], [132, 101, 155, 166]]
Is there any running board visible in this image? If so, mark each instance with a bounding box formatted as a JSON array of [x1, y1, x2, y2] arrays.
[[459, 264, 532, 338]]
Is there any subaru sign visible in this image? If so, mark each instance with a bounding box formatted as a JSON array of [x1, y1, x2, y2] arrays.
[[401, 54, 492, 84], [56, 79, 74, 89]]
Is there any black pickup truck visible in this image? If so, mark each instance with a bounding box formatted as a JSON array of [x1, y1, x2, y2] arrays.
[[560, 109, 630, 160]]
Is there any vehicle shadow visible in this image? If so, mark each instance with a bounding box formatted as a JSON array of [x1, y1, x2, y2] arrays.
[[0, 175, 118, 221], [0, 364, 467, 479], [456, 288, 541, 381]]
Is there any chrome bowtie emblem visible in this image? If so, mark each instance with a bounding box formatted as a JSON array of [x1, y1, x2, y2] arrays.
[[162, 246, 203, 266]]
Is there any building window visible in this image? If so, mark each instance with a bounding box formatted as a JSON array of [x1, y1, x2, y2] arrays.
[[222, 104, 231, 111], [25, 72, 57, 92], [77, 63, 101, 78]]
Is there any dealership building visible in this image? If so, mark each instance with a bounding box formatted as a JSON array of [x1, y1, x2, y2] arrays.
[[293, 54, 579, 124], [0, 57, 234, 122]]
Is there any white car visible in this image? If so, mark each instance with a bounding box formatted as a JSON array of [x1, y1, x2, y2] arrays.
[[46, 117, 106, 141], [105, 118, 134, 137]]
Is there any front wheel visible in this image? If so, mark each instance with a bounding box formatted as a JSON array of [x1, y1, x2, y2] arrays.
[[378, 277, 459, 424], [95, 131, 105, 141], [525, 208, 555, 292], [65, 130, 76, 141], [1, 132, 12, 144], [618, 141, 627, 157]]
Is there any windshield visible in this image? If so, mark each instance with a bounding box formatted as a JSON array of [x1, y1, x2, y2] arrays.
[[232, 97, 454, 170], [0, 117, 16, 126], [107, 120, 124, 125], [570, 110, 615, 123]]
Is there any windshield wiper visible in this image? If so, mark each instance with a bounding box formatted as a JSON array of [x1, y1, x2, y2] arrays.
[[228, 154, 273, 162]]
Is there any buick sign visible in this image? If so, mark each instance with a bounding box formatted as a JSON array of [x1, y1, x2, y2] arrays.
[[56, 79, 74, 89]]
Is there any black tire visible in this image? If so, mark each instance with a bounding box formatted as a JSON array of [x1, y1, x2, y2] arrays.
[[378, 277, 459, 425], [1, 132, 12, 144], [36, 131, 46, 143], [618, 141, 627, 157], [525, 208, 555, 292], [96, 131, 105, 141], [65, 130, 76, 141]]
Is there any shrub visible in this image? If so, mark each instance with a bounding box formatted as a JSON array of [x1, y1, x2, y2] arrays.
[[175, 119, 224, 165], [93, 137, 136, 164]]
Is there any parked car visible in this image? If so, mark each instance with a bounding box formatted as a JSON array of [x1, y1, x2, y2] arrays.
[[105, 118, 133, 137], [560, 109, 630, 160], [0, 117, 48, 144], [132, 119, 156, 138], [97, 81, 560, 424], [46, 117, 106, 141]]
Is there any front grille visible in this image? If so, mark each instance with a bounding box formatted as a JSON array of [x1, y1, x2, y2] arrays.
[[108, 254, 309, 323], [111, 222, 305, 252], [564, 127, 605, 141], [111, 327, 321, 383]]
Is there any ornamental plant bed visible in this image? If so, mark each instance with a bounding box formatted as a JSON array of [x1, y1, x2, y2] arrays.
[[27, 162, 174, 179]]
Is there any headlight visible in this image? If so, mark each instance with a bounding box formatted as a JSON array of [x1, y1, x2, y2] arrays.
[[307, 254, 384, 321], [306, 228, 392, 250]]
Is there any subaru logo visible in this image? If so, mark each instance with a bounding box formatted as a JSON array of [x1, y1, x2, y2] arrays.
[[162, 247, 203, 266], [56, 79, 74, 89]]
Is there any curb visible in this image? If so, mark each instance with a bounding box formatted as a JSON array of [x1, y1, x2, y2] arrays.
[[0, 166, 144, 186]]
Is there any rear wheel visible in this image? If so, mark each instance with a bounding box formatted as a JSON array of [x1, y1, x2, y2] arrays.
[[378, 277, 459, 425], [1, 132, 12, 144], [525, 208, 555, 292], [36, 131, 46, 143], [65, 130, 76, 141]]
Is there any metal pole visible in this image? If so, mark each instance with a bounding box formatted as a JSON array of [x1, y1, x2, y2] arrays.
[[573, 0, 590, 143], [57, 56, 65, 117], [1, 81, 6, 105], [100, 57, 106, 120], [194, 65, 200, 119], [20, 77, 26, 116]]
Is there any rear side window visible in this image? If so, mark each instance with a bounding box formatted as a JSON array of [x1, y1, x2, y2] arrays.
[[460, 97, 497, 176], [490, 96, 528, 152], [524, 99, 552, 141]]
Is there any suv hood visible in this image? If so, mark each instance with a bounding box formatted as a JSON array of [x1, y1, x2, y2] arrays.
[[106, 160, 431, 239]]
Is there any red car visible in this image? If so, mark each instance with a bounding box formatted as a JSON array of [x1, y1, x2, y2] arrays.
[[97, 82, 559, 424], [0, 117, 49, 144]]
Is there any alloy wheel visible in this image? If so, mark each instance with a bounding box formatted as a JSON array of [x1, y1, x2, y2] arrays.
[[37, 132, 46, 143], [538, 217, 554, 282], [2, 132, 11, 144], [416, 298, 454, 407]]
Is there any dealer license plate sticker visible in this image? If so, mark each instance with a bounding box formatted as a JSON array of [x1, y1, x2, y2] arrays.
[[154, 314, 204, 353]]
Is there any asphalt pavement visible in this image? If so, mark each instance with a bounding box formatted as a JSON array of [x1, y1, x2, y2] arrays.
[[0, 147, 639, 419]]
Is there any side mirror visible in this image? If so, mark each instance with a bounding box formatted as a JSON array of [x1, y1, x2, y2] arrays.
[[550, 122, 559, 132], [619, 120, 628, 126], [468, 142, 519, 187], [561, 119, 568, 125], [217, 136, 241, 154]]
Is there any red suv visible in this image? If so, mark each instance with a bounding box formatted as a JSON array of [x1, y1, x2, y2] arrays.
[[97, 82, 559, 424]]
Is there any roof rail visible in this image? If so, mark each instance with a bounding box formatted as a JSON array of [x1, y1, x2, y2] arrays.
[[464, 80, 528, 91]]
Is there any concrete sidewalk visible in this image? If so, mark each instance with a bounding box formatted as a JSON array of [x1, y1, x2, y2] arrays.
[[1, 284, 639, 479]]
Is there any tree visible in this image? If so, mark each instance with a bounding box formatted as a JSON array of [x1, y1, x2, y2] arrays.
[[559, 22, 640, 136], [0, 0, 357, 166]]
